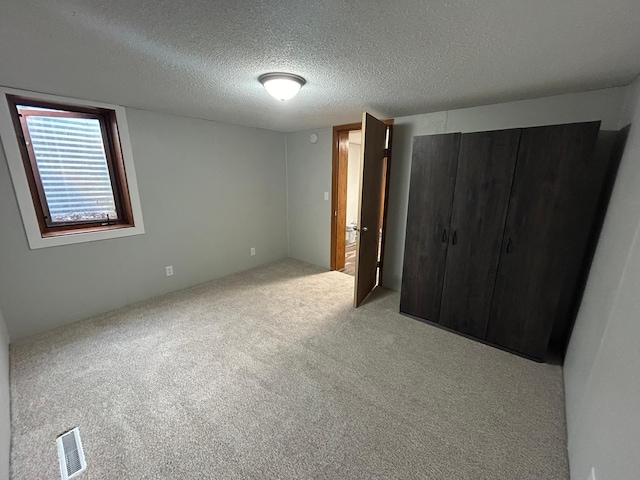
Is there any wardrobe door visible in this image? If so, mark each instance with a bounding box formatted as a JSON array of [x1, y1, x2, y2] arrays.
[[486, 122, 601, 360], [400, 133, 460, 322], [438, 129, 520, 338]]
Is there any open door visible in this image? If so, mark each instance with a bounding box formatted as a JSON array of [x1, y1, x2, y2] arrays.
[[354, 112, 388, 307]]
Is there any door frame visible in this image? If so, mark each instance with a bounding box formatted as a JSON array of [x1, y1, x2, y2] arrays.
[[330, 119, 394, 281]]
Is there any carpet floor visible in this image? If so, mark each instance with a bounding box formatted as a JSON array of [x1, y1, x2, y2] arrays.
[[9, 259, 569, 479]]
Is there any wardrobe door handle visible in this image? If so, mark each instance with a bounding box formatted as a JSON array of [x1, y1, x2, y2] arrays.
[[506, 237, 513, 254], [452, 231, 457, 245], [442, 229, 448, 244]]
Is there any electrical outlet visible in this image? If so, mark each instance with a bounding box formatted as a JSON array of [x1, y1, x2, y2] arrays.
[[250, 247, 256, 256], [324, 192, 329, 201], [165, 265, 173, 276], [587, 467, 597, 480]]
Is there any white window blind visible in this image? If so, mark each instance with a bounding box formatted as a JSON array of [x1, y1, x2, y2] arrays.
[[24, 113, 118, 223]]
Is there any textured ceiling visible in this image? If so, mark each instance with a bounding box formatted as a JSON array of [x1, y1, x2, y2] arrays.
[[1, 0, 640, 132]]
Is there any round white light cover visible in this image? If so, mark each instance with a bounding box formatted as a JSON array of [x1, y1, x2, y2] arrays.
[[262, 77, 303, 101]]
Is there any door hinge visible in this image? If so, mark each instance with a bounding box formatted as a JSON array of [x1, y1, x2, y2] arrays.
[[384, 148, 390, 157], [334, 210, 337, 216]]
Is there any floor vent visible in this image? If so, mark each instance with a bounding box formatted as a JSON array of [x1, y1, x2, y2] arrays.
[[56, 427, 87, 479]]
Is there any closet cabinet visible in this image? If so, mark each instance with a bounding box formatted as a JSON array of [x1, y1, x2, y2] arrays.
[[400, 121, 613, 361]]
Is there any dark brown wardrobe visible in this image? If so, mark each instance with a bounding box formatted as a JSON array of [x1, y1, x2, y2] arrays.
[[400, 121, 624, 361]]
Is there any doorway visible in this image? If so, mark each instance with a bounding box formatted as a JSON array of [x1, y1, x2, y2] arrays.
[[330, 118, 393, 293], [342, 129, 361, 276]]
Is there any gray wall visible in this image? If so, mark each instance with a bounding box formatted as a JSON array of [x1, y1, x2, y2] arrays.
[[0, 307, 9, 480], [382, 86, 629, 290], [286, 128, 333, 269], [564, 79, 640, 480], [0, 108, 288, 339]]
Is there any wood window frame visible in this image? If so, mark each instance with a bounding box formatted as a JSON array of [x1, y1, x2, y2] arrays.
[[6, 95, 135, 238], [0, 87, 145, 249]]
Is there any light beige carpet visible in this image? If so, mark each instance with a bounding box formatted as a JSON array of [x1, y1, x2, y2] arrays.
[[9, 259, 569, 479]]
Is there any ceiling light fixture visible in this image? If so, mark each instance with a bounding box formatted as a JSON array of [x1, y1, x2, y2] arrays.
[[259, 72, 306, 101]]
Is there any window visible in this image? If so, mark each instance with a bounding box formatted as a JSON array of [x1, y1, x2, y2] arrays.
[[7, 95, 133, 236], [0, 88, 144, 249]]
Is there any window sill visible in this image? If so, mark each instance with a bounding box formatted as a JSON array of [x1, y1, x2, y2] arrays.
[[29, 224, 145, 249], [42, 223, 135, 238]]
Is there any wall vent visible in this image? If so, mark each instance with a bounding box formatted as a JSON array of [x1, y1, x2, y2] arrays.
[[56, 427, 87, 479]]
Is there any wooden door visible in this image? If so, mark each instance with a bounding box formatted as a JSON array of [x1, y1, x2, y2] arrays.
[[400, 133, 460, 321], [354, 113, 387, 307], [486, 122, 601, 360], [438, 129, 520, 338]]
